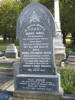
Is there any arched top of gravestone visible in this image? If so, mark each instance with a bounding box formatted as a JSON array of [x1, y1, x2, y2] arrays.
[[16, 2, 55, 39]]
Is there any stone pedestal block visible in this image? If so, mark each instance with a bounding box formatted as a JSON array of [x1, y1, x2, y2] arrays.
[[12, 91, 63, 100], [5, 44, 18, 58], [15, 74, 60, 93]]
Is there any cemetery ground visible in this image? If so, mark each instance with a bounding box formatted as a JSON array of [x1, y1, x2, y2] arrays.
[[0, 65, 75, 100], [0, 41, 75, 100], [0, 65, 75, 94]]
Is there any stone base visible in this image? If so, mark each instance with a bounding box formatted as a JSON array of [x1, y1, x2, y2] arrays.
[[5, 53, 18, 58], [12, 90, 63, 100], [55, 54, 66, 66], [15, 74, 60, 93]]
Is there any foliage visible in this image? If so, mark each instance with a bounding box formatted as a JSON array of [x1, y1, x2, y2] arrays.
[[31, 0, 75, 46], [0, 65, 12, 69], [57, 67, 75, 94], [39, 0, 53, 14], [31, 0, 39, 2], [60, 0, 75, 45], [66, 47, 72, 52], [0, 0, 29, 42], [0, 0, 75, 45]]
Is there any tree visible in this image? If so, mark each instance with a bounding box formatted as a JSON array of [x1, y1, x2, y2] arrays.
[[0, 0, 29, 42], [39, 0, 54, 14], [38, 0, 75, 46], [60, 0, 75, 45], [0, 0, 19, 42]]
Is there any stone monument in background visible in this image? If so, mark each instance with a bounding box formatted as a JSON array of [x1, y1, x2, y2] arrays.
[[13, 2, 63, 100], [5, 44, 18, 58], [54, 0, 65, 66]]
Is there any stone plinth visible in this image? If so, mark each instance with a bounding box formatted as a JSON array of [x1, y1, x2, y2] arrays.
[[12, 91, 63, 100], [5, 44, 18, 58], [15, 74, 60, 92]]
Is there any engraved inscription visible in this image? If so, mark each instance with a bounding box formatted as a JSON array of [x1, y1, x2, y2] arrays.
[[20, 23, 53, 74], [16, 76, 59, 92]]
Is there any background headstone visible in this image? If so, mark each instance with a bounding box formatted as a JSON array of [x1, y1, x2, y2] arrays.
[[5, 44, 18, 58], [54, 0, 65, 66]]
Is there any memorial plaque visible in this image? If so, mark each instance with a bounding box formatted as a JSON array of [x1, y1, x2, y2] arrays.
[[15, 74, 59, 92], [17, 2, 56, 75], [14, 2, 61, 94]]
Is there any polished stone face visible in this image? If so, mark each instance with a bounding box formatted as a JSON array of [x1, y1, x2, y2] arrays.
[[17, 2, 56, 75], [15, 74, 59, 92]]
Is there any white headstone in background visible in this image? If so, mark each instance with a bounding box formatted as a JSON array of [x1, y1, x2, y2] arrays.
[[54, 0, 65, 55], [5, 44, 18, 58]]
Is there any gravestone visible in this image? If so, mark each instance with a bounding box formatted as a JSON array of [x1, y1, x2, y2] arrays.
[[54, 0, 65, 66], [5, 44, 18, 58], [13, 2, 63, 100]]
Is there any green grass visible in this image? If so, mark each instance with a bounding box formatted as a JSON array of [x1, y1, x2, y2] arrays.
[[0, 65, 13, 69], [66, 48, 72, 52], [0, 40, 19, 51], [57, 67, 75, 94], [0, 41, 9, 51]]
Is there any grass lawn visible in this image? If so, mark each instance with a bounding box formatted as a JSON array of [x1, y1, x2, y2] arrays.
[[57, 67, 75, 94], [0, 65, 13, 69], [0, 40, 19, 51]]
